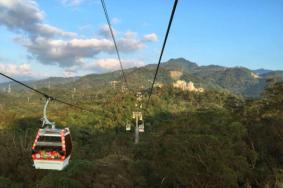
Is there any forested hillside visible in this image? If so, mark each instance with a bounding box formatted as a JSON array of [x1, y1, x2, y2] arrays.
[[0, 77, 283, 187], [1, 58, 282, 97]]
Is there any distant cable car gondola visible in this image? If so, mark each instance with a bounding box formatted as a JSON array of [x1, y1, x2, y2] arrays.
[[126, 122, 131, 131], [138, 120, 144, 133], [31, 98, 72, 170]]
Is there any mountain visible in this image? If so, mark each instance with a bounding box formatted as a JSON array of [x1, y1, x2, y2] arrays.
[[253, 69, 273, 75], [0, 77, 79, 92], [67, 58, 282, 97], [261, 70, 283, 79], [0, 58, 282, 97], [162, 58, 198, 71]]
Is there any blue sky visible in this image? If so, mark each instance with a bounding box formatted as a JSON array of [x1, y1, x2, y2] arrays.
[[0, 0, 282, 82]]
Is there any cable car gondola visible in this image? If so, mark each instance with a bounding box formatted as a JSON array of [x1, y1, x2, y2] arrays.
[[31, 98, 72, 170], [126, 123, 131, 131], [138, 120, 144, 133]]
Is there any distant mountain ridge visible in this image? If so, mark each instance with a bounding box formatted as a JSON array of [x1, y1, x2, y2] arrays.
[[0, 58, 282, 97], [253, 69, 274, 75], [0, 77, 79, 92]]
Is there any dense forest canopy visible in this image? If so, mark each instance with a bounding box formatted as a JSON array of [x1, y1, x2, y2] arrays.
[[0, 75, 283, 187]]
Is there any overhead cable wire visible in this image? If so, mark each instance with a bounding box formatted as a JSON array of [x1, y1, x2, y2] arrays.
[[0, 72, 95, 113], [146, 0, 179, 107], [0, 72, 50, 98], [100, 0, 129, 91]]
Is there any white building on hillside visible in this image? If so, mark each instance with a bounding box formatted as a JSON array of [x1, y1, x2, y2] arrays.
[[173, 80, 204, 92]]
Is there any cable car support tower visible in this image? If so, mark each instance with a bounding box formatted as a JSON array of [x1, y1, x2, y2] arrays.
[[132, 92, 144, 144]]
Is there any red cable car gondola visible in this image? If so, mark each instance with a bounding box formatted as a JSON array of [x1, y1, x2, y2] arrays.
[[31, 98, 72, 170]]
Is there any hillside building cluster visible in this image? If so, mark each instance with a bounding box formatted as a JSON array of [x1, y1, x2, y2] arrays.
[[173, 80, 204, 92]]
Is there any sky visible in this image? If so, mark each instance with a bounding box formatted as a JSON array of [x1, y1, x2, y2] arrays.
[[0, 0, 282, 82]]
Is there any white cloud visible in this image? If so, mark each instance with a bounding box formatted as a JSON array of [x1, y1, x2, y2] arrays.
[[117, 32, 145, 52], [0, 63, 31, 75], [96, 58, 144, 70], [0, 63, 46, 81], [61, 0, 84, 6], [0, 0, 156, 74], [64, 58, 144, 74], [91, 58, 144, 71], [0, 0, 76, 38], [18, 34, 146, 68], [37, 24, 77, 38], [98, 24, 117, 39], [87, 58, 122, 71], [70, 38, 112, 49], [143, 33, 158, 42], [63, 69, 77, 77]]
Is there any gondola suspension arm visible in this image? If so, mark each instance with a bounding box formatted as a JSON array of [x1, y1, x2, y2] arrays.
[[42, 97, 56, 129]]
